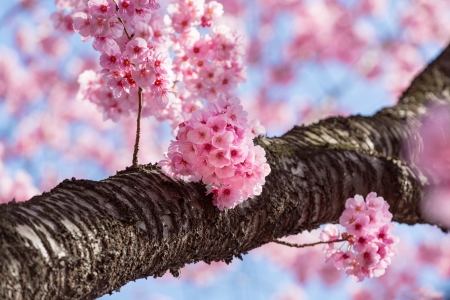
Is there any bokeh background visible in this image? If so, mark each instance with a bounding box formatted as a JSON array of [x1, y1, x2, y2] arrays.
[[2, 0, 450, 299]]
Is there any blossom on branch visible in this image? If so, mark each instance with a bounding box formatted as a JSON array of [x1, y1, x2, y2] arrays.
[[320, 193, 398, 282], [158, 94, 270, 210]]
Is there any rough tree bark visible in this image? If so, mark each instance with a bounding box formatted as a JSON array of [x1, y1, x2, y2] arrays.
[[2, 43, 450, 299]]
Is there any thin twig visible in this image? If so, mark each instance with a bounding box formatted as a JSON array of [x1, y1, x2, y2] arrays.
[[132, 87, 143, 167], [271, 238, 349, 249], [114, 2, 133, 41], [115, 6, 141, 168], [118, 17, 132, 40]]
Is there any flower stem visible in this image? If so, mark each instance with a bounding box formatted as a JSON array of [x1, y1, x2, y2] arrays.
[[115, 8, 140, 167], [271, 238, 348, 249], [132, 87, 143, 167], [118, 17, 133, 40]]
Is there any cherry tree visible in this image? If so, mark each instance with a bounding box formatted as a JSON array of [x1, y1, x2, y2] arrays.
[[1, 0, 450, 299]]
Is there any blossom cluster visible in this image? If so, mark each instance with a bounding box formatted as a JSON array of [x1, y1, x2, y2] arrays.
[[159, 0, 246, 128], [167, 1, 246, 100], [53, 0, 246, 128], [62, 0, 177, 120], [53, 0, 261, 211], [158, 94, 270, 210], [319, 193, 398, 282]]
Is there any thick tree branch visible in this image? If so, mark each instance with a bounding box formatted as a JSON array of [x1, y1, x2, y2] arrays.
[[2, 45, 450, 299]]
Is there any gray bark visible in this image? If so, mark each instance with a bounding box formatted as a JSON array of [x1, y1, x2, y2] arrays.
[[2, 44, 450, 300]]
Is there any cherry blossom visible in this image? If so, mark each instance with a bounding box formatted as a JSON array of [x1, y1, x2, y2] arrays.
[[158, 95, 270, 210], [321, 193, 398, 282]]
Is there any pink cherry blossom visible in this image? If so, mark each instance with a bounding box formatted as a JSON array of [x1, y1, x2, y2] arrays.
[[159, 95, 269, 209], [321, 193, 398, 282], [198, 63, 221, 86], [153, 89, 175, 107], [229, 146, 247, 164], [215, 165, 235, 179], [92, 36, 118, 52], [88, 0, 115, 18], [119, 53, 133, 71], [248, 119, 266, 137], [132, 63, 156, 88], [151, 52, 172, 74], [117, 0, 136, 21], [319, 224, 340, 242], [192, 156, 215, 176], [211, 131, 234, 149], [50, 11, 74, 35], [72, 12, 91, 38], [170, 152, 192, 176], [189, 37, 211, 59], [354, 234, 375, 252], [90, 15, 109, 37], [187, 124, 212, 144], [213, 185, 241, 210], [201, 1, 223, 27], [216, 70, 239, 93], [331, 250, 355, 270], [134, 21, 153, 41], [208, 149, 231, 168], [366, 192, 385, 211], [126, 38, 149, 62], [178, 142, 197, 162], [344, 258, 365, 282], [347, 215, 370, 236], [226, 103, 248, 127], [345, 194, 367, 212], [52, 0, 257, 211], [99, 44, 122, 69], [132, 7, 153, 24], [107, 16, 124, 39], [170, 11, 195, 33], [196, 143, 216, 156], [206, 114, 227, 134], [356, 244, 380, 270], [339, 208, 359, 227]]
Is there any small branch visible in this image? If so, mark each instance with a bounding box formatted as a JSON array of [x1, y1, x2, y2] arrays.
[[271, 238, 349, 249], [118, 17, 132, 40], [132, 87, 143, 168], [115, 5, 139, 168]]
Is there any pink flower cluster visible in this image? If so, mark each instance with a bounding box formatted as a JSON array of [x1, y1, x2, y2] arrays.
[[77, 70, 135, 121], [65, 0, 177, 119], [163, 0, 247, 128], [168, 5, 246, 101], [52, 0, 246, 128], [158, 94, 270, 210], [320, 193, 398, 282]]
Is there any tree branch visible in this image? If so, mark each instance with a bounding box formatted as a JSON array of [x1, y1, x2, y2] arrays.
[[2, 44, 450, 300]]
